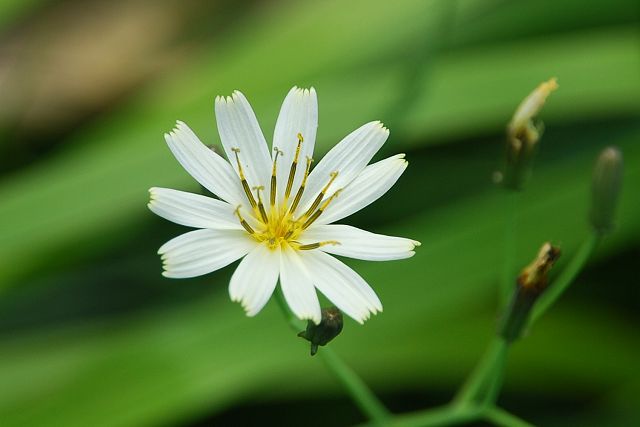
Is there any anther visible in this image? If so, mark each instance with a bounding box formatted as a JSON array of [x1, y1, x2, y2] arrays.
[[234, 206, 256, 234], [231, 148, 244, 177], [297, 240, 340, 251], [270, 147, 283, 207], [232, 148, 258, 210], [302, 189, 342, 230], [302, 171, 339, 220], [288, 156, 313, 215], [253, 186, 269, 223], [285, 133, 304, 200]]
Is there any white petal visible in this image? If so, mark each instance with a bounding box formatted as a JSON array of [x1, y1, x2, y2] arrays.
[[302, 250, 382, 324], [165, 121, 243, 205], [215, 91, 272, 193], [279, 244, 321, 324], [229, 243, 280, 316], [298, 121, 389, 214], [148, 187, 242, 230], [159, 229, 255, 278], [317, 154, 407, 225], [273, 87, 318, 207], [301, 224, 420, 261]]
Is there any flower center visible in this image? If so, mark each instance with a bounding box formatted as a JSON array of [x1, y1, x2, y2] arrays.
[[232, 133, 340, 251]]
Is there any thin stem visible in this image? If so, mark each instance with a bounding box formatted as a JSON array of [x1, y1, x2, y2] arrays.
[[274, 287, 304, 331], [484, 407, 535, 427], [273, 288, 390, 425], [320, 347, 391, 425], [529, 232, 600, 324], [500, 191, 520, 307], [453, 337, 509, 406], [387, 405, 480, 427], [481, 345, 508, 407]]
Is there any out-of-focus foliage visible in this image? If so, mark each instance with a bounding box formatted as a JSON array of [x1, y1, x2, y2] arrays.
[[0, 0, 638, 426]]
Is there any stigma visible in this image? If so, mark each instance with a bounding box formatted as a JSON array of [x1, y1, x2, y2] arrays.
[[231, 136, 341, 251]]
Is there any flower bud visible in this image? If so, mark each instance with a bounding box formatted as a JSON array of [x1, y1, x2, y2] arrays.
[[590, 147, 623, 234], [298, 307, 343, 356], [503, 78, 558, 191], [517, 242, 561, 293], [500, 242, 561, 342]]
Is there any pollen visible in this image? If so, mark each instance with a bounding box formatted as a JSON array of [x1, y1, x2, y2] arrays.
[[232, 138, 341, 251]]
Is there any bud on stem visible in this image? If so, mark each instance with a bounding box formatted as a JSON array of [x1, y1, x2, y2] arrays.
[[590, 147, 623, 234], [503, 78, 558, 191], [298, 307, 344, 356], [499, 243, 561, 342]]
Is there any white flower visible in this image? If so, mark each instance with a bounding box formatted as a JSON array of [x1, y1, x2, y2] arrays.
[[148, 87, 420, 324]]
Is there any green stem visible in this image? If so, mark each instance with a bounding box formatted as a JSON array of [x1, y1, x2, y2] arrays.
[[484, 406, 535, 427], [388, 405, 481, 427], [320, 347, 391, 425], [481, 346, 508, 407], [498, 286, 537, 342], [500, 191, 520, 307], [529, 232, 600, 324], [453, 337, 509, 406], [274, 287, 305, 331], [273, 289, 390, 425]]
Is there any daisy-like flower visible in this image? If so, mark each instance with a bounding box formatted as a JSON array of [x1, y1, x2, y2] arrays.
[[149, 87, 419, 324]]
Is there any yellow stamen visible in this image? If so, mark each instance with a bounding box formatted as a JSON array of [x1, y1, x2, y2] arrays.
[[302, 189, 342, 230], [285, 133, 304, 201], [270, 147, 283, 208], [288, 156, 313, 215], [302, 171, 338, 220], [297, 240, 340, 251], [234, 206, 256, 234], [227, 142, 346, 252], [232, 148, 257, 210], [253, 186, 269, 223]]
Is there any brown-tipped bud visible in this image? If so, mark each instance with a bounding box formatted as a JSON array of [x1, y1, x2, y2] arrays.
[[500, 242, 561, 342], [517, 242, 562, 293], [590, 147, 623, 234], [503, 78, 558, 191], [298, 307, 343, 356]]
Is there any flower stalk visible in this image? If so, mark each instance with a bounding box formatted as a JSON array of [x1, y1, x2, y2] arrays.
[[499, 191, 520, 306], [453, 337, 509, 407]]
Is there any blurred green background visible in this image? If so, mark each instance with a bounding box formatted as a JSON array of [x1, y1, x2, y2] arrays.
[[0, 0, 638, 426]]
